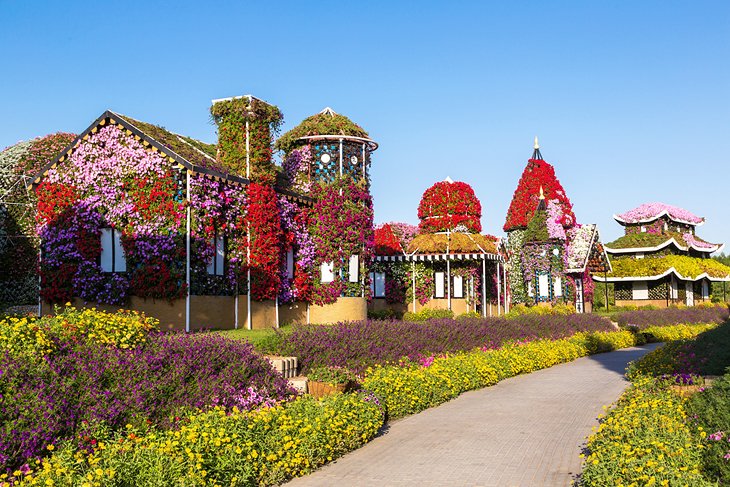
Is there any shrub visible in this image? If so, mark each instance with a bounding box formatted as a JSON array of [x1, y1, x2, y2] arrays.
[[0, 333, 295, 472], [307, 366, 356, 385], [0, 306, 158, 359], [274, 314, 615, 374], [361, 333, 627, 419], [17, 392, 385, 486], [581, 377, 709, 486], [506, 302, 575, 318], [687, 371, 730, 484], [367, 308, 402, 320], [402, 308, 454, 322], [614, 305, 728, 329]]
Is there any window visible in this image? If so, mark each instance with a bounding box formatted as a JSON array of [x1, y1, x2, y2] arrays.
[[207, 233, 225, 276], [640, 225, 646, 233], [320, 262, 334, 283], [370, 272, 385, 298], [702, 280, 709, 299], [100, 228, 126, 272], [632, 281, 648, 300], [452, 275, 463, 298], [348, 255, 359, 283], [286, 248, 295, 279], [554, 277, 562, 297], [636, 252, 644, 259], [434, 272, 445, 298], [538, 273, 550, 298]]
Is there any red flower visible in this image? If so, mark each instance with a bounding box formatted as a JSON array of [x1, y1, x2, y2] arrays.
[[417, 180, 482, 233]]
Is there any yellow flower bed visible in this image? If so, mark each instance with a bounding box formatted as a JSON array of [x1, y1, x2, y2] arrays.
[[13, 392, 383, 487], [363, 327, 700, 420], [0, 306, 158, 357], [0, 316, 54, 358], [580, 377, 710, 486], [642, 323, 717, 343]]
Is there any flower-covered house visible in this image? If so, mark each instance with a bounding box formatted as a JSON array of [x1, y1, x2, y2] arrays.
[[31, 97, 378, 330], [595, 203, 730, 306], [503, 139, 610, 312], [369, 178, 506, 317]]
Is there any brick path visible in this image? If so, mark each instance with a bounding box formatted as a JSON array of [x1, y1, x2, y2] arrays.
[[286, 343, 660, 487]]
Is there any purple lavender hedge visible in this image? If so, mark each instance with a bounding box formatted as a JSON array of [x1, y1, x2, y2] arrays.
[[0, 333, 295, 472], [274, 314, 615, 374], [614, 305, 729, 329]]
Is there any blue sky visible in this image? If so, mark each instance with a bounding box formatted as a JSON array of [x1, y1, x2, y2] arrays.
[[1, 1, 728, 247]]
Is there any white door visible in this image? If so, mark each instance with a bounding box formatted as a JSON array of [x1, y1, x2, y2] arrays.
[[574, 277, 584, 313], [685, 281, 694, 306]]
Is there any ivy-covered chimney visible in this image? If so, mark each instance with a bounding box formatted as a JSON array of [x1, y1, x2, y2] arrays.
[[210, 95, 283, 184]]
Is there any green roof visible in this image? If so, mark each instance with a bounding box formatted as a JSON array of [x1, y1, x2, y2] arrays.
[[406, 233, 498, 254], [605, 255, 730, 280], [605, 231, 716, 251], [275, 108, 370, 153], [113, 113, 220, 171]]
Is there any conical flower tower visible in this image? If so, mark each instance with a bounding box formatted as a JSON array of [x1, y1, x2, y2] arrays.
[[503, 138, 576, 304]]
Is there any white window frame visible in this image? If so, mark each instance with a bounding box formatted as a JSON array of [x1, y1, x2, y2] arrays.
[[101, 227, 126, 273], [537, 274, 550, 298], [632, 281, 649, 300], [321, 262, 334, 283], [554, 276, 563, 297], [434, 272, 445, 298], [348, 255, 359, 283], [452, 275, 463, 298]]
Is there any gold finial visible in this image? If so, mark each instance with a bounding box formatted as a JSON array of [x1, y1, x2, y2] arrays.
[[534, 136, 540, 150], [539, 186, 545, 199]]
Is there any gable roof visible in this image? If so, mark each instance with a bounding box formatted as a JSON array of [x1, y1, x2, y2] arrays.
[[565, 224, 612, 274], [29, 110, 311, 205]]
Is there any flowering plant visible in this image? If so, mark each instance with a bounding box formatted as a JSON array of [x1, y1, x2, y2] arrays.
[[504, 158, 575, 231], [246, 183, 283, 300], [417, 180, 482, 233], [374, 223, 403, 255], [615, 202, 703, 225]]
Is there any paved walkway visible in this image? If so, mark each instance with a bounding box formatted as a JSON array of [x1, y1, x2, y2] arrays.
[[287, 343, 660, 487]]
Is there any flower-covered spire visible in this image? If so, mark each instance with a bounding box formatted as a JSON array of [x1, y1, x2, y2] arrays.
[[503, 142, 575, 232]]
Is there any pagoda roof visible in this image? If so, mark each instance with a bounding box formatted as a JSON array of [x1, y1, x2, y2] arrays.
[[593, 254, 730, 282], [613, 202, 704, 226], [605, 232, 723, 254]]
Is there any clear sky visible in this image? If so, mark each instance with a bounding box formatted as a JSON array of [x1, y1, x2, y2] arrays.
[[1, 1, 728, 248]]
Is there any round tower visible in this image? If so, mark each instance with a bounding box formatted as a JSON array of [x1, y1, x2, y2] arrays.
[[276, 107, 378, 190]]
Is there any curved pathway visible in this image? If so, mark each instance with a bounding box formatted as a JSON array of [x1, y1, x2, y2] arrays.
[[287, 343, 660, 487]]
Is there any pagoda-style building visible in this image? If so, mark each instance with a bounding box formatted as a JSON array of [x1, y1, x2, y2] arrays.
[[595, 203, 730, 306], [504, 139, 609, 312]]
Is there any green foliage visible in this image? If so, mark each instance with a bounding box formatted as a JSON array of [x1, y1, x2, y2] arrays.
[[275, 111, 369, 154], [687, 372, 730, 484], [209, 97, 284, 183], [402, 308, 454, 322], [307, 365, 356, 385], [367, 308, 402, 320], [362, 332, 640, 419], [607, 254, 730, 279], [505, 302, 576, 318], [523, 209, 550, 242], [581, 377, 710, 487]]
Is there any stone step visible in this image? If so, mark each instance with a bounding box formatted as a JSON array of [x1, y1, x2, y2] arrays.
[[264, 355, 299, 379]]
